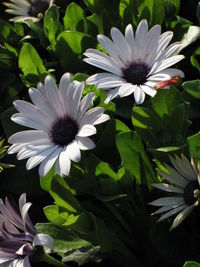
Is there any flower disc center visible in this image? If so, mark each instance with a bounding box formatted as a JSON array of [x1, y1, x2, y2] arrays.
[[184, 181, 199, 205], [50, 116, 79, 147], [28, 0, 49, 17], [122, 62, 149, 85]]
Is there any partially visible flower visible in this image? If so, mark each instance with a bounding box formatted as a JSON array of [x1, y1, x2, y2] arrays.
[[0, 193, 54, 266], [150, 155, 200, 230], [84, 19, 184, 104], [8, 73, 110, 177], [3, 0, 51, 22]]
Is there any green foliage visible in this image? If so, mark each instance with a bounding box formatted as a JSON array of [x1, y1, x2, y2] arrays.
[[183, 262, 200, 267], [116, 131, 156, 186], [132, 87, 189, 158], [18, 43, 47, 86]]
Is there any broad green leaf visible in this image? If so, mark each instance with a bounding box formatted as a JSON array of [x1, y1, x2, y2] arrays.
[[116, 131, 156, 185], [148, 87, 184, 118], [64, 2, 88, 33], [55, 31, 96, 72], [44, 205, 68, 225], [50, 175, 81, 213], [183, 80, 200, 99], [119, 0, 138, 27], [36, 223, 91, 253], [187, 132, 200, 160], [18, 43, 47, 85], [137, 0, 165, 26], [183, 261, 200, 267], [44, 5, 62, 49]]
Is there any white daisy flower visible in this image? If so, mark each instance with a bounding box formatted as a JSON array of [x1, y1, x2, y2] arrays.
[[0, 193, 54, 267], [3, 0, 51, 22], [83, 19, 185, 104], [8, 73, 110, 177], [150, 155, 200, 230]]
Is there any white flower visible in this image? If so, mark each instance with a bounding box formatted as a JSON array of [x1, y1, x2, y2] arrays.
[[3, 0, 51, 22], [0, 193, 54, 267], [150, 155, 200, 230], [8, 73, 110, 177], [84, 19, 184, 104]]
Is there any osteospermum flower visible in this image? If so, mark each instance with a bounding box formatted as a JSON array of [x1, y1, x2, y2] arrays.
[[84, 19, 184, 104], [8, 73, 109, 177], [3, 0, 51, 22], [0, 193, 54, 266], [150, 155, 200, 230]]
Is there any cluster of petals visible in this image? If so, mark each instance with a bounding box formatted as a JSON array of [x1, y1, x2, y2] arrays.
[[150, 155, 200, 230], [84, 19, 184, 104], [0, 193, 54, 266], [8, 73, 109, 177], [3, 0, 51, 22]]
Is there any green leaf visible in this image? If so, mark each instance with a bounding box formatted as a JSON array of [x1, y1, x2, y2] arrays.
[[116, 131, 156, 185], [36, 223, 92, 253], [187, 132, 200, 160], [183, 80, 200, 99], [137, 0, 165, 26], [190, 47, 200, 73], [44, 4, 62, 49], [55, 31, 96, 72], [64, 2, 88, 33], [183, 261, 200, 267], [50, 175, 81, 213], [18, 43, 47, 85], [44, 205, 67, 225]]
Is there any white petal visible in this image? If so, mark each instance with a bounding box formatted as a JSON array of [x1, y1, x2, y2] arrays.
[[58, 147, 71, 176], [77, 124, 96, 137], [170, 205, 195, 230], [78, 92, 95, 118], [111, 27, 131, 63], [104, 87, 120, 104], [152, 183, 184, 193], [150, 197, 184, 206], [66, 140, 81, 162], [11, 114, 48, 132], [26, 146, 57, 170], [7, 143, 26, 154], [118, 83, 135, 97], [75, 136, 95, 150], [157, 204, 186, 222], [135, 19, 148, 60], [93, 114, 110, 125], [96, 77, 123, 89], [33, 233, 54, 250], [140, 85, 157, 97], [8, 130, 49, 144], [80, 107, 105, 126], [160, 168, 187, 187], [39, 147, 62, 177], [83, 57, 122, 76], [134, 86, 145, 104], [68, 81, 84, 119], [125, 24, 136, 60], [58, 72, 72, 115], [97, 34, 123, 66]]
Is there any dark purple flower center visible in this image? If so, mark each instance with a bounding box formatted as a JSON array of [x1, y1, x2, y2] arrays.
[[50, 116, 79, 147], [184, 181, 199, 205], [122, 62, 149, 85], [28, 0, 49, 17]]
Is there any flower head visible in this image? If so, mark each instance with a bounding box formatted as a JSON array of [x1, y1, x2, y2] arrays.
[[150, 155, 200, 230], [0, 193, 54, 266], [3, 0, 51, 22], [8, 73, 109, 177], [84, 19, 184, 104]]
